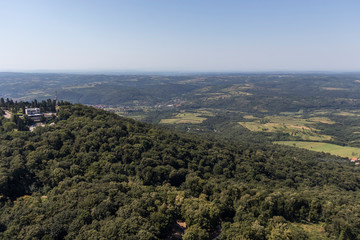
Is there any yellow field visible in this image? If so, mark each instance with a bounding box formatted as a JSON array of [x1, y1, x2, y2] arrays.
[[243, 115, 258, 119], [274, 141, 360, 158], [334, 111, 360, 117]]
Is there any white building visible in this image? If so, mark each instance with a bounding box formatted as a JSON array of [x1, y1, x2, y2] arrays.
[[25, 108, 41, 116]]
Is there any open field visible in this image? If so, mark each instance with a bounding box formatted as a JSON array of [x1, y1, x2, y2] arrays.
[[62, 82, 100, 90], [274, 141, 360, 158], [243, 115, 258, 119], [221, 83, 253, 92], [239, 116, 333, 141], [195, 109, 215, 116], [334, 111, 360, 117], [195, 84, 253, 101], [160, 112, 207, 124]]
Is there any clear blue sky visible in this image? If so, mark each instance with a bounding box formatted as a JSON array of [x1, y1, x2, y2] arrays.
[[1, 0, 359, 72]]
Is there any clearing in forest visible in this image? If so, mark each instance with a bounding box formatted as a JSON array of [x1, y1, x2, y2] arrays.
[[160, 112, 207, 124], [274, 141, 360, 159]]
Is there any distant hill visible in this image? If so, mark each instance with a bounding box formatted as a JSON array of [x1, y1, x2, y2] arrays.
[[1, 104, 360, 239]]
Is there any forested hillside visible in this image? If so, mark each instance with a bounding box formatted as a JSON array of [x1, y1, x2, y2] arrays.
[[1, 104, 360, 239]]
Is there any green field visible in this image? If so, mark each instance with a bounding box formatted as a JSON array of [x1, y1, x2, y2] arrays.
[[160, 112, 207, 124], [239, 116, 333, 141], [274, 141, 360, 158]]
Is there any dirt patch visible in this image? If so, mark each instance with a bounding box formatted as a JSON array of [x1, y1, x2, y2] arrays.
[[4, 110, 11, 119], [29, 123, 45, 132]]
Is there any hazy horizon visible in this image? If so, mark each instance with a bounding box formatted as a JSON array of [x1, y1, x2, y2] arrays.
[[1, 0, 360, 72], [2, 69, 360, 76]]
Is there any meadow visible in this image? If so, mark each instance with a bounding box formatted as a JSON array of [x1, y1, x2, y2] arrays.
[[274, 141, 360, 159], [239, 115, 333, 141], [160, 112, 208, 124]]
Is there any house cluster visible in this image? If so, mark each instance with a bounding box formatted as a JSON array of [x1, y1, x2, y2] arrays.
[[350, 157, 360, 165], [155, 98, 186, 108], [90, 104, 106, 109]]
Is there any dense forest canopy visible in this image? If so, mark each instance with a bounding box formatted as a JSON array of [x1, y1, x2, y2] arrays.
[[2, 73, 360, 239], [0, 103, 360, 239]]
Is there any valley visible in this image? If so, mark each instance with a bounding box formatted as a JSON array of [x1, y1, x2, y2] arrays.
[[4, 72, 360, 158], [2, 1, 359, 239], [2, 73, 360, 239]]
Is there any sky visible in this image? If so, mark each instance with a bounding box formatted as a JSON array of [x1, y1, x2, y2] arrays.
[[0, 0, 359, 72]]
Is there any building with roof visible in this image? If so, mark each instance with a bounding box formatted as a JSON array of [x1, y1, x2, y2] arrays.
[[25, 107, 43, 122], [25, 108, 41, 116]]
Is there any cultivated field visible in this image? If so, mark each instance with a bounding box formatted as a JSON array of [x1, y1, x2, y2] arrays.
[[274, 141, 360, 158], [239, 116, 333, 141], [160, 112, 207, 124]]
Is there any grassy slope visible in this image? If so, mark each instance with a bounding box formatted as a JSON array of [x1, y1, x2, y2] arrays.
[[274, 141, 360, 159], [160, 112, 208, 124]]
